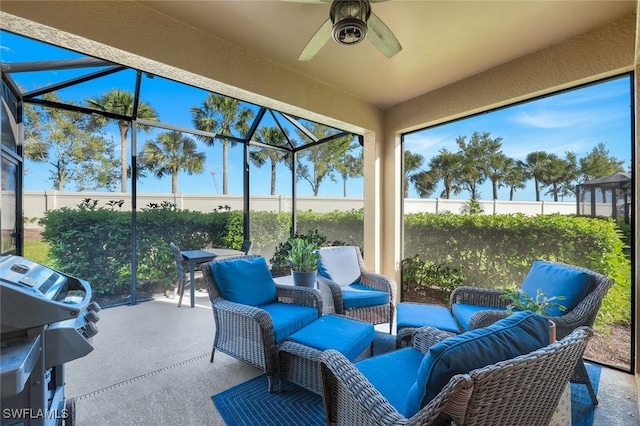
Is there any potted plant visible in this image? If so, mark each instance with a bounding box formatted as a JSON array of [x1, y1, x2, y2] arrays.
[[501, 288, 566, 341], [286, 237, 321, 288]]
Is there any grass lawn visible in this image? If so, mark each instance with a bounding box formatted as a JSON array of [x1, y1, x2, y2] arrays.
[[23, 237, 51, 265]]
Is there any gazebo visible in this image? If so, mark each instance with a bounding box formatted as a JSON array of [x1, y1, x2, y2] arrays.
[[576, 172, 631, 224]]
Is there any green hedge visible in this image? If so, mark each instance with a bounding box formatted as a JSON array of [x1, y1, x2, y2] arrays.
[[40, 205, 629, 325], [404, 212, 631, 325], [40, 205, 241, 296], [39, 206, 364, 297]]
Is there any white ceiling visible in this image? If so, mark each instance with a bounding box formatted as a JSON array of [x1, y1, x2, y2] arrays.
[[139, 1, 635, 109]]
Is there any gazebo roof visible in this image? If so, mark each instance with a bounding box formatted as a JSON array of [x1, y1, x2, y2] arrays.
[[580, 172, 631, 188]]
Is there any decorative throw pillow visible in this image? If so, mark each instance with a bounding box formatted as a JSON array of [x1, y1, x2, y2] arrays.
[[317, 246, 361, 287], [210, 256, 277, 306], [404, 311, 550, 417], [520, 260, 592, 317]]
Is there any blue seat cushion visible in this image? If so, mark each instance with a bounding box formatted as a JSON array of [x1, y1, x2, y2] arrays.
[[259, 302, 318, 343], [341, 284, 390, 309], [521, 260, 592, 317], [397, 303, 461, 334], [286, 315, 374, 360], [405, 311, 550, 417], [210, 256, 277, 306], [355, 347, 425, 417], [451, 303, 507, 331]]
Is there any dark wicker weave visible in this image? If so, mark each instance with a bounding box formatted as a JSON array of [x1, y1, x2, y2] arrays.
[[317, 246, 397, 332], [449, 260, 613, 405], [202, 255, 323, 393], [319, 326, 592, 426]]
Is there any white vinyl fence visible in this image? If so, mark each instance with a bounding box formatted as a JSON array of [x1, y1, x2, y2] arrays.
[[21, 190, 576, 228]]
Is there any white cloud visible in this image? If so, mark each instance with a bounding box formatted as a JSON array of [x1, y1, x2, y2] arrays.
[[404, 133, 457, 157], [511, 110, 590, 129]]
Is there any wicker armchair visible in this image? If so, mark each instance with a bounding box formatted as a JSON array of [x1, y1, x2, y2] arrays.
[[317, 246, 396, 332], [320, 326, 593, 426], [202, 255, 322, 392], [450, 261, 612, 405]]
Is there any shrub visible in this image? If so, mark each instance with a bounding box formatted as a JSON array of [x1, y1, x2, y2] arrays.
[[269, 229, 346, 276], [403, 212, 631, 325]]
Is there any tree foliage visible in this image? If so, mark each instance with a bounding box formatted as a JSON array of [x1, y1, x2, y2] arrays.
[[86, 89, 158, 193], [138, 131, 206, 193], [454, 131, 502, 199], [250, 127, 290, 195], [191, 93, 254, 194], [334, 141, 363, 197], [24, 93, 118, 191], [294, 123, 355, 196], [406, 132, 625, 202], [579, 143, 626, 182]]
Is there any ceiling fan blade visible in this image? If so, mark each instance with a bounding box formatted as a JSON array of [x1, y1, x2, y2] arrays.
[[298, 18, 332, 61], [367, 12, 402, 58]]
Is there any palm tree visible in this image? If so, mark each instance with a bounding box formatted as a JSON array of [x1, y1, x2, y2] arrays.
[[503, 162, 528, 201], [86, 89, 158, 193], [521, 151, 552, 201], [485, 154, 514, 200], [138, 131, 206, 194], [250, 127, 290, 195], [427, 149, 464, 199], [403, 150, 425, 197], [191, 93, 254, 194]]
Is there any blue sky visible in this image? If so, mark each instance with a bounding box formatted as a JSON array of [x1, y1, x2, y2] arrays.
[[2, 31, 632, 201], [404, 76, 632, 201]]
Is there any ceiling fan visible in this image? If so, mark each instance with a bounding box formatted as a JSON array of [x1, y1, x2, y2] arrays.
[[292, 0, 402, 61]]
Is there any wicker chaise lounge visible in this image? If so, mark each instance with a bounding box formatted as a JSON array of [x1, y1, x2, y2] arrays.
[[202, 255, 322, 392], [320, 321, 592, 426]]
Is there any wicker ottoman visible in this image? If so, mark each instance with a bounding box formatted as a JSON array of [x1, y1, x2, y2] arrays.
[[277, 314, 375, 394], [396, 302, 461, 347]]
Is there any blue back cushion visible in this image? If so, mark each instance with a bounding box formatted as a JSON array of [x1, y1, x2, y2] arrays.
[[405, 311, 550, 417], [521, 260, 592, 317], [210, 256, 277, 306]]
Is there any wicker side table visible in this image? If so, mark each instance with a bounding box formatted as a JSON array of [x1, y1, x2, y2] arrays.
[[277, 314, 374, 394]]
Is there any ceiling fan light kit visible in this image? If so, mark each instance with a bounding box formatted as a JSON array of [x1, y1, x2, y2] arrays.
[[330, 0, 371, 45], [296, 0, 402, 61]]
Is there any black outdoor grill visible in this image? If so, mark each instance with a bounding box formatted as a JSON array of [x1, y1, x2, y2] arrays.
[[0, 255, 100, 426]]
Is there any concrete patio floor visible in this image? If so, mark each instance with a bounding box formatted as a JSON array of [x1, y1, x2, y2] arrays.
[[64, 291, 639, 425]]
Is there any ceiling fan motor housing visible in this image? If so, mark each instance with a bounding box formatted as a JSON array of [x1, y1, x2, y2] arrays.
[[330, 0, 371, 45]]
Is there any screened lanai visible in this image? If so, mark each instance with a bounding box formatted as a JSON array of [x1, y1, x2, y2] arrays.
[[1, 31, 365, 307], [0, 0, 637, 381]]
